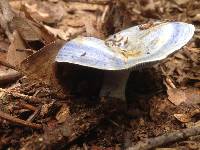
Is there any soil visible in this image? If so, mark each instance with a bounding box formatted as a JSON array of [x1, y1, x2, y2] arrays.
[[0, 0, 200, 149]]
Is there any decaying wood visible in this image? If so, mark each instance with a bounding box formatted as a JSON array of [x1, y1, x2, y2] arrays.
[[127, 126, 200, 150]]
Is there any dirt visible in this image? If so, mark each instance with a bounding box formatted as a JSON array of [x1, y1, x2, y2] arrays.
[[0, 0, 200, 149]]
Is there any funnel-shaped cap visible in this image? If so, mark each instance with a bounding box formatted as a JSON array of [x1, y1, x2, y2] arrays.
[[55, 22, 195, 70]]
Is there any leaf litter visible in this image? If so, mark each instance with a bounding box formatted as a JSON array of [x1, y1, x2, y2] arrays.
[[0, 0, 199, 149]]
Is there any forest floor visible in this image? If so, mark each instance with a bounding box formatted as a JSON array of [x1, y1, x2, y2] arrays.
[[0, 0, 200, 149]]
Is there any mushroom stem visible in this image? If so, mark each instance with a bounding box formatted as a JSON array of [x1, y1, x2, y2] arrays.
[[99, 70, 131, 101]]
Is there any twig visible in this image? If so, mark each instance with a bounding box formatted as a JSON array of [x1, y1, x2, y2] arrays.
[[126, 126, 200, 150], [16, 48, 36, 54], [0, 88, 53, 103], [19, 101, 37, 111], [0, 110, 42, 129], [165, 77, 176, 89], [108, 119, 121, 128], [27, 106, 41, 122]]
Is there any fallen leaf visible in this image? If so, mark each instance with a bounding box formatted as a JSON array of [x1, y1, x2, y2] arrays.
[[173, 0, 190, 5], [6, 31, 28, 67], [174, 113, 191, 123], [82, 13, 105, 38], [167, 88, 187, 105], [174, 109, 200, 123], [0, 51, 7, 61], [60, 16, 85, 28], [162, 47, 200, 86], [12, 17, 42, 41], [20, 40, 65, 89], [167, 88, 200, 106], [24, 1, 65, 24], [12, 13, 55, 45], [66, 2, 105, 12], [43, 25, 70, 41]]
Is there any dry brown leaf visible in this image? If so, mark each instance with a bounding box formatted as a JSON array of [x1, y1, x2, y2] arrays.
[[9, 1, 22, 11], [1, 0, 54, 45], [174, 109, 200, 123], [82, 14, 105, 38], [162, 47, 200, 86], [12, 17, 42, 41], [6, 31, 29, 67], [44, 25, 70, 41], [174, 113, 191, 123], [167, 88, 200, 106], [173, 0, 190, 5], [65, 2, 105, 12], [0, 51, 7, 61], [167, 88, 187, 105], [59, 15, 85, 28], [12, 16, 55, 45], [141, 0, 155, 11], [20, 40, 65, 89], [24, 1, 65, 24]]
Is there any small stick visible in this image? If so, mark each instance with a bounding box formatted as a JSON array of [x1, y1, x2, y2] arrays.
[[126, 126, 200, 150], [19, 101, 37, 111], [27, 106, 41, 122], [0, 110, 42, 129], [165, 77, 176, 89], [0, 88, 53, 103], [16, 48, 36, 53]]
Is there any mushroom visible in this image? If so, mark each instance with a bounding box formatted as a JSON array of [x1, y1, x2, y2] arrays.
[[55, 22, 195, 101]]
